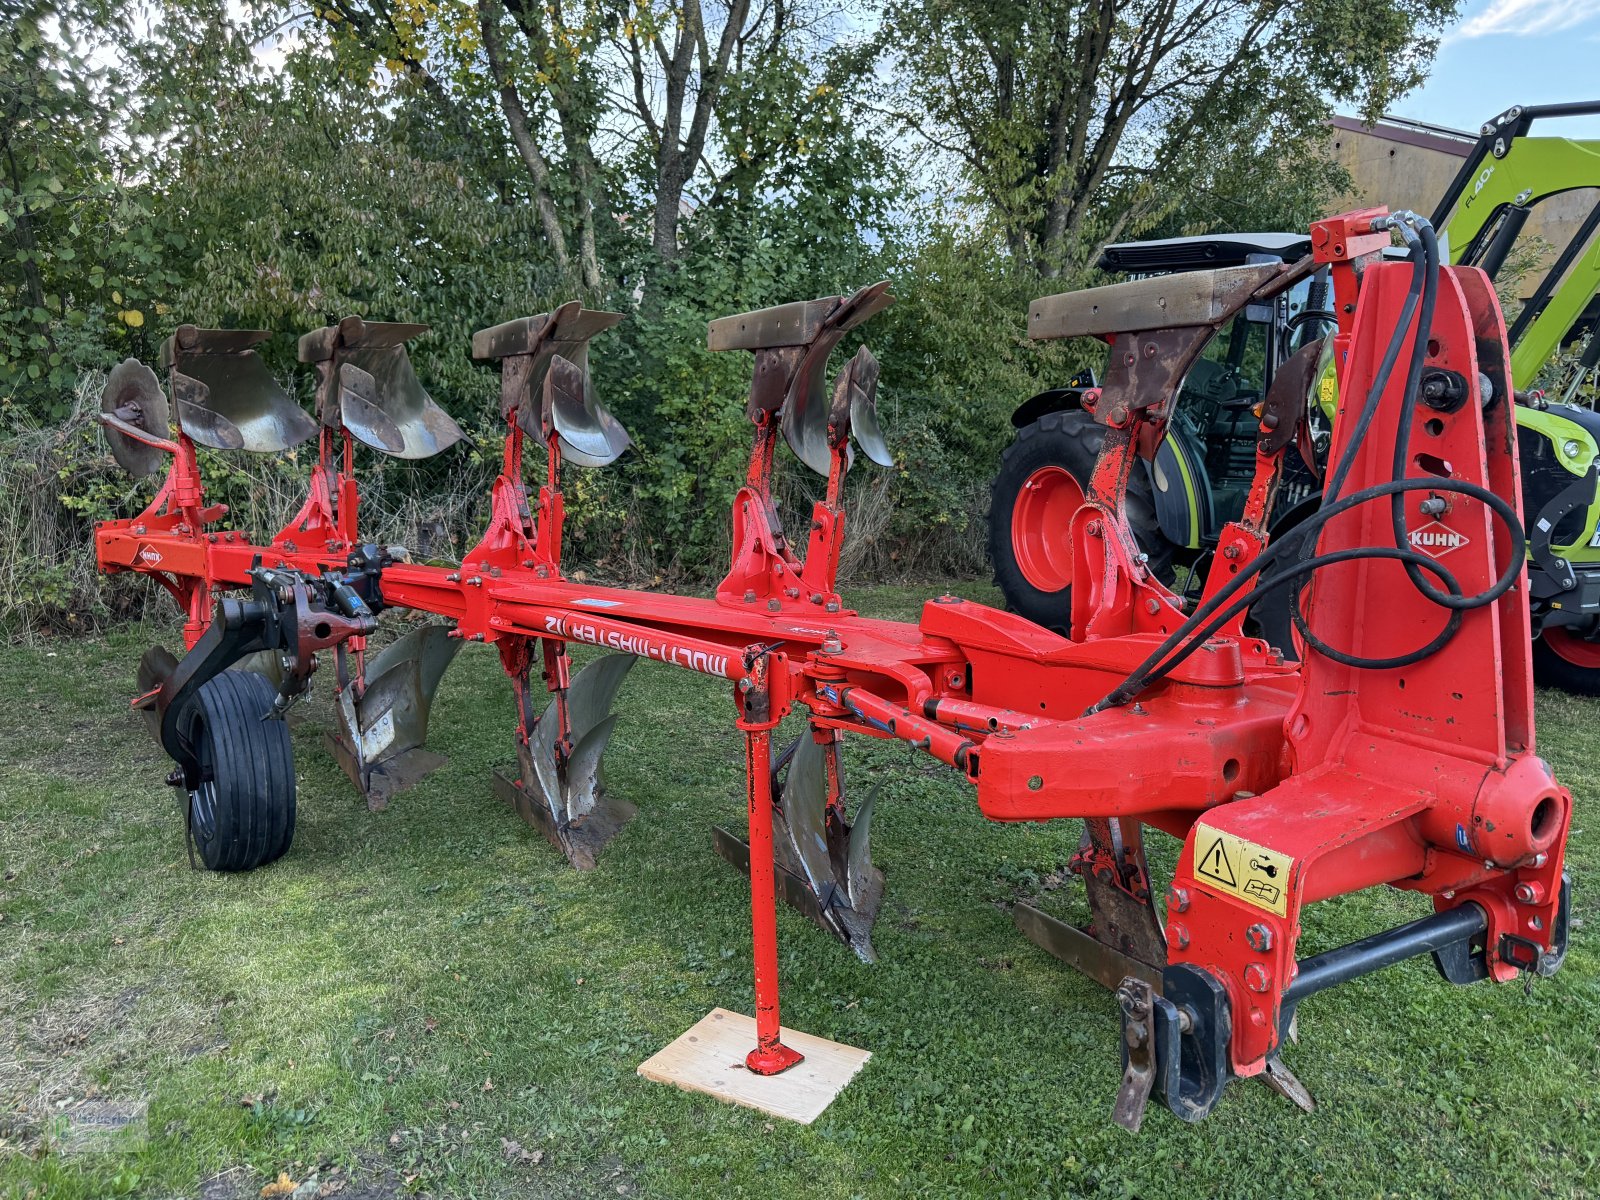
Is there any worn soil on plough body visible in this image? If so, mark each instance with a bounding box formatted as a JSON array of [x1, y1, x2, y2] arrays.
[[1, 585, 1596, 1199]]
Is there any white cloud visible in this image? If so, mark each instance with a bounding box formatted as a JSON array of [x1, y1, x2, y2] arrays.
[[1453, 0, 1598, 39]]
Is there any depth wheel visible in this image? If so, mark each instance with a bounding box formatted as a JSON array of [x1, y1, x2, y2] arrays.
[[988, 409, 1172, 633], [1533, 627, 1600, 696], [181, 670, 297, 871]]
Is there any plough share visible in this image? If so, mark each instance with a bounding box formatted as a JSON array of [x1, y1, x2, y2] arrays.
[[93, 209, 1572, 1128]]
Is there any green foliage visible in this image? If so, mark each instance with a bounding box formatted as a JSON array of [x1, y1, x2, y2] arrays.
[[2, 622, 1598, 1196], [0, 0, 1466, 629], [881, 0, 1460, 273], [0, 1, 183, 414]]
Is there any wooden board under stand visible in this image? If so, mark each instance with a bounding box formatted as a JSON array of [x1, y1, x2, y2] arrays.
[[638, 1008, 871, 1124]]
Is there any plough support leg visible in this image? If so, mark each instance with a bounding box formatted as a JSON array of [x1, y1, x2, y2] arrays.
[[740, 661, 803, 1075], [712, 725, 884, 961]]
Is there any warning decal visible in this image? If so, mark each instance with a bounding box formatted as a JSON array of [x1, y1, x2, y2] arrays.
[[1192, 823, 1294, 917]]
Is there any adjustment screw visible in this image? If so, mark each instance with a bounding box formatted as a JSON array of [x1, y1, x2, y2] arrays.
[[1245, 923, 1273, 953], [1244, 963, 1271, 993], [1167, 886, 1190, 914]]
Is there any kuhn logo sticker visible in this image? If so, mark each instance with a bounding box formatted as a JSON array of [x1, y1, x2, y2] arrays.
[[138, 546, 163, 566], [1408, 521, 1469, 558]]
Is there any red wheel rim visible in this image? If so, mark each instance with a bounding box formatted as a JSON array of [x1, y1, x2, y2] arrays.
[[1011, 465, 1084, 593], [1542, 626, 1600, 669]]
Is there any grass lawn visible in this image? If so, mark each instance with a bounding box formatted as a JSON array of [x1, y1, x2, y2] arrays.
[[1, 581, 1596, 1199]]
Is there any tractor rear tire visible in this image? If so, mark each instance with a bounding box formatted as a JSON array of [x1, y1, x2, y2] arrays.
[[1533, 628, 1600, 696], [181, 670, 297, 871], [989, 409, 1172, 634]]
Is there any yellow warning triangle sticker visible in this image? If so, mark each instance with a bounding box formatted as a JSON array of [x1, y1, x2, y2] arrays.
[[1192, 822, 1295, 916], [1197, 835, 1237, 888]]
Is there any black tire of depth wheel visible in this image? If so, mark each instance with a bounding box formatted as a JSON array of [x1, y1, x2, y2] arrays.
[[988, 409, 1174, 634], [1532, 635, 1600, 696], [182, 670, 297, 871]]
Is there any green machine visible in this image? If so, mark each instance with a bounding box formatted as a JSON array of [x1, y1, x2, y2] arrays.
[[989, 102, 1600, 690]]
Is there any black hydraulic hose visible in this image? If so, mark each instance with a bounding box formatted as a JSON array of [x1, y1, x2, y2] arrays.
[[1090, 480, 1487, 711], [1389, 224, 1521, 610], [1089, 213, 1528, 711], [1086, 226, 1428, 712], [1289, 222, 1522, 669]]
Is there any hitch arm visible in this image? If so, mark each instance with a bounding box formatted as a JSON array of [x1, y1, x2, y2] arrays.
[[156, 553, 386, 780]]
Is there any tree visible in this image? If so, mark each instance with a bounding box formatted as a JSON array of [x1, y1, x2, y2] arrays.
[[0, 0, 184, 414], [883, 0, 1459, 275], [298, 0, 863, 286]]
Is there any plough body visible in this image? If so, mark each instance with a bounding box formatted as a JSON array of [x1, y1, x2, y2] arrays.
[[92, 209, 1572, 1127]]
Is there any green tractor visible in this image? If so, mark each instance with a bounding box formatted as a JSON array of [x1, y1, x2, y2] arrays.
[[990, 102, 1600, 691]]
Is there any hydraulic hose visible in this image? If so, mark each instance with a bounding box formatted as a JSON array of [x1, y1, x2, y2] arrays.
[[1089, 213, 1527, 713]]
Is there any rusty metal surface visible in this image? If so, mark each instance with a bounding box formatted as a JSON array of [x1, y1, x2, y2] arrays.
[[339, 345, 465, 459], [1112, 978, 1159, 1132], [707, 297, 839, 351], [712, 825, 834, 932], [170, 349, 317, 453], [1013, 903, 1165, 992], [101, 359, 170, 476], [472, 306, 622, 361], [1258, 337, 1325, 457], [472, 305, 629, 467], [713, 731, 883, 961], [159, 325, 270, 368], [296, 319, 429, 362], [328, 623, 461, 806], [709, 283, 894, 459], [492, 767, 637, 871], [1094, 328, 1223, 439], [1260, 1054, 1316, 1112], [1078, 818, 1169, 970], [774, 284, 895, 475], [1029, 263, 1283, 341], [507, 653, 637, 869]]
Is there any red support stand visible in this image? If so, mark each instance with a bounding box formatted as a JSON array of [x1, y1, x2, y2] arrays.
[[738, 660, 804, 1076]]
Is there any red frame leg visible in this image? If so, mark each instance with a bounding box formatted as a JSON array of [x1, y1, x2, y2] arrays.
[[741, 715, 804, 1076]]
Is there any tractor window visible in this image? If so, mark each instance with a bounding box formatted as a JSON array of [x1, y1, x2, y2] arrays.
[[1178, 314, 1270, 427], [1283, 271, 1336, 353], [1174, 314, 1275, 538]]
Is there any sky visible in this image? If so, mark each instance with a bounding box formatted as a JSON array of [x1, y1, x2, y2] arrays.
[[1387, 0, 1600, 137]]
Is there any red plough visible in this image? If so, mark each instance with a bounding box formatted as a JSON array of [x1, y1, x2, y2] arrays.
[[92, 209, 1571, 1127]]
